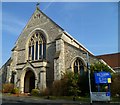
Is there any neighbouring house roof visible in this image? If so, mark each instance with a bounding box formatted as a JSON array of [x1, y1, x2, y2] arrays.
[[96, 52, 120, 69]]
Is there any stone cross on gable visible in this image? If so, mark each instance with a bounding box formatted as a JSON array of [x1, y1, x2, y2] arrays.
[[36, 2, 40, 7]]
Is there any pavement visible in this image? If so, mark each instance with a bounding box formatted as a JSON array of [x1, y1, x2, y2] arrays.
[[1, 94, 120, 105]]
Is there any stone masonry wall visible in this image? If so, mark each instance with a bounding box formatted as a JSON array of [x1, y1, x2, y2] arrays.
[[46, 42, 56, 86], [64, 42, 99, 71], [16, 9, 63, 51], [54, 39, 65, 80]]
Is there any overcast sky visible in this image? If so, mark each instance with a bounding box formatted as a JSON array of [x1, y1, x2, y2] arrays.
[[2, 2, 118, 66]]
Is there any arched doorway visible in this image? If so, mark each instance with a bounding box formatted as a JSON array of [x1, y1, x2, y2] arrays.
[[24, 70, 35, 93]]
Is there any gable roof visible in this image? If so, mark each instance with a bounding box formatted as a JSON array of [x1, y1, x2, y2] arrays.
[[14, 6, 94, 56], [14, 6, 64, 47], [0, 58, 12, 70], [38, 8, 64, 31]]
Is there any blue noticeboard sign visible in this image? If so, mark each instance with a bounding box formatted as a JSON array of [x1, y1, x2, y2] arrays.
[[94, 71, 111, 84]]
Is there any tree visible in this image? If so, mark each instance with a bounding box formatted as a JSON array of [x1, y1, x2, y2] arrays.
[[90, 62, 112, 73]]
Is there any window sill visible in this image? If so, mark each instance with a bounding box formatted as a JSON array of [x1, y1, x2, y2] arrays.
[[28, 59, 47, 63]]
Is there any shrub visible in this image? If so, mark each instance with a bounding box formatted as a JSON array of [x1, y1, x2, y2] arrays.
[[52, 80, 62, 96], [40, 88, 50, 96], [51, 72, 81, 96], [111, 74, 120, 97], [2, 83, 14, 93], [62, 72, 81, 96], [11, 88, 19, 94], [31, 89, 40, 96]]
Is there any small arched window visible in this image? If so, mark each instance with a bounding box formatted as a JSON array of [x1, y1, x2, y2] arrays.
[[28, 31, 46, 61], [73, 58, 84, 75]]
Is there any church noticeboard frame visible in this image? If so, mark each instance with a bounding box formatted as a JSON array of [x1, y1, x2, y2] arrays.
[[92, 71, 111, 102]]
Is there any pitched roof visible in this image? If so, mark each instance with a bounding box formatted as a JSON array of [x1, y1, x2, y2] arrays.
[[63, 31, 94, 56], [0, 58, 12, 69], [96, 52, 120, 68], [38, 7, 94, 56]]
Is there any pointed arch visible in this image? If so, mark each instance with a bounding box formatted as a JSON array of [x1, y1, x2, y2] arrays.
[[19, 66, 38, 93], [26, 28, 48, 61], [70, 56, 87, 75]]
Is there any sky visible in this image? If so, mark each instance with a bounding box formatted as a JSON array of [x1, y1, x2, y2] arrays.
[[1, 2, 118, 67]]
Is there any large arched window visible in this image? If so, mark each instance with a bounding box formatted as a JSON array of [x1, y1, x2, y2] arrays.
[[73, 58, 85, 75], [28, 31, 46, 61]]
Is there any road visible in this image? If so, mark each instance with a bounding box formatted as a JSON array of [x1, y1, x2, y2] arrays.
[[1, 94, 120, 105]]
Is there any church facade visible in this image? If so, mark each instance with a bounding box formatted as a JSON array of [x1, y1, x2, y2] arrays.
[[1, 6, 105, 93]]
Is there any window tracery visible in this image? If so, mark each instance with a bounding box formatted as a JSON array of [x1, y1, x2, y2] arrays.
[[28, 32, 46, 61], [73, 58, 84, 75]]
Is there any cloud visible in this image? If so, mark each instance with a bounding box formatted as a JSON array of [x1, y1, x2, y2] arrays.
[[2, 24, 22, 35], [43, 1, 55, 12], [2, 12, 25, 36]]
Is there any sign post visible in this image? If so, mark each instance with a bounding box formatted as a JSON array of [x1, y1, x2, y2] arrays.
[[83, 52, 92, 105]]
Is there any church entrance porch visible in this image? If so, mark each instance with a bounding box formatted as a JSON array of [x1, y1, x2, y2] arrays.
[[24, 70, 35, 93], [19, 66, 38, 94]]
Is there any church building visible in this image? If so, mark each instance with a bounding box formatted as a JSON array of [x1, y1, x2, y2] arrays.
[[1, 5, 109, 93]]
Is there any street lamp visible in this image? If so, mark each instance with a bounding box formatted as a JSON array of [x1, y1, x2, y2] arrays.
[[83, 52, 92, 105]]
